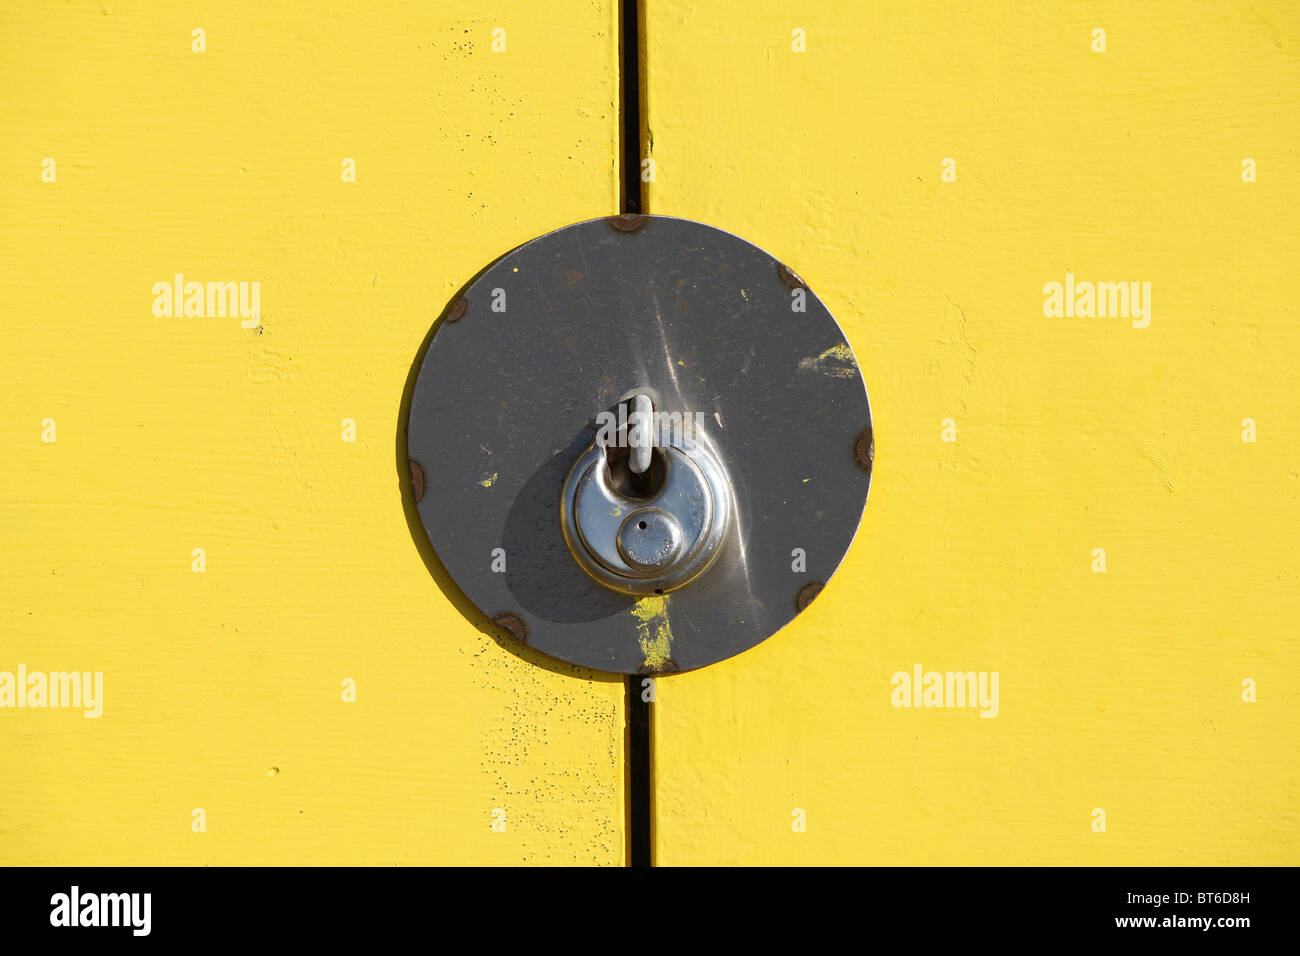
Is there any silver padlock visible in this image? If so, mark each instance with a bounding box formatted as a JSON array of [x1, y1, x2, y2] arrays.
[[560, 392, 732, 595]]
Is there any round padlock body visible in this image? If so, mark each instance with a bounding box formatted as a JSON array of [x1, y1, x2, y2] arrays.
[[406, 215, 872, 674], [561, 434, 733, 595]]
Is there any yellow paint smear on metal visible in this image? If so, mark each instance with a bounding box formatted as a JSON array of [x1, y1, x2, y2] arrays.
[[632, 596, 674, 670], [797, 342, 858, 378]]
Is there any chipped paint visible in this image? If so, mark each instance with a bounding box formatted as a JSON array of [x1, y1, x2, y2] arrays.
[[632, 595, 673, 669]]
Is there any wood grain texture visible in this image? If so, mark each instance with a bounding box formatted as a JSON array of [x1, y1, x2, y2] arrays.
[[644, 1, 1300, 864], [0, 1, 625, 864]]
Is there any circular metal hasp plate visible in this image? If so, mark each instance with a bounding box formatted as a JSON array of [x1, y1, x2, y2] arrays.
[[407, 215, 872, 674]]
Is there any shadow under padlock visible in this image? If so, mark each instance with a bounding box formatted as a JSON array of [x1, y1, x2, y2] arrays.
[[501, 421, 634, 624]]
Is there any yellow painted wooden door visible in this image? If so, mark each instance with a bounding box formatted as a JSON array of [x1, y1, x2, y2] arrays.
[[0, 2, 625, 865], [643, 2, 1299, 865], [3, 1, 1297, 867]]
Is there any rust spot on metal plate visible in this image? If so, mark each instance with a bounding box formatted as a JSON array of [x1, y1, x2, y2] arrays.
[[795, 581, 824, 612], [854, 428, 874, 472], [409, 459, 426, 503], [607, 214, 648, 234], [492, 612, 528, 643], [776, 262, 807, 289], [446, 297, 467, 323]]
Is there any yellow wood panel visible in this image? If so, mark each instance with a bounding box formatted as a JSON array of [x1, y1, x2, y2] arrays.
[[645, 1, 1300, 864], [0, 1, 624, 864]]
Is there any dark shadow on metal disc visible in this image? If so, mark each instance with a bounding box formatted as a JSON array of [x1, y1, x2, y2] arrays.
[[395, 264, 622, 683]]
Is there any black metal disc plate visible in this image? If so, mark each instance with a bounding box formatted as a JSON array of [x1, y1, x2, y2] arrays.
[[407, 215, 872, 674]]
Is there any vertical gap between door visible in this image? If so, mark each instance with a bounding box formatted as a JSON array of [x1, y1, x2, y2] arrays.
[[620, 0, 653, 868]]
